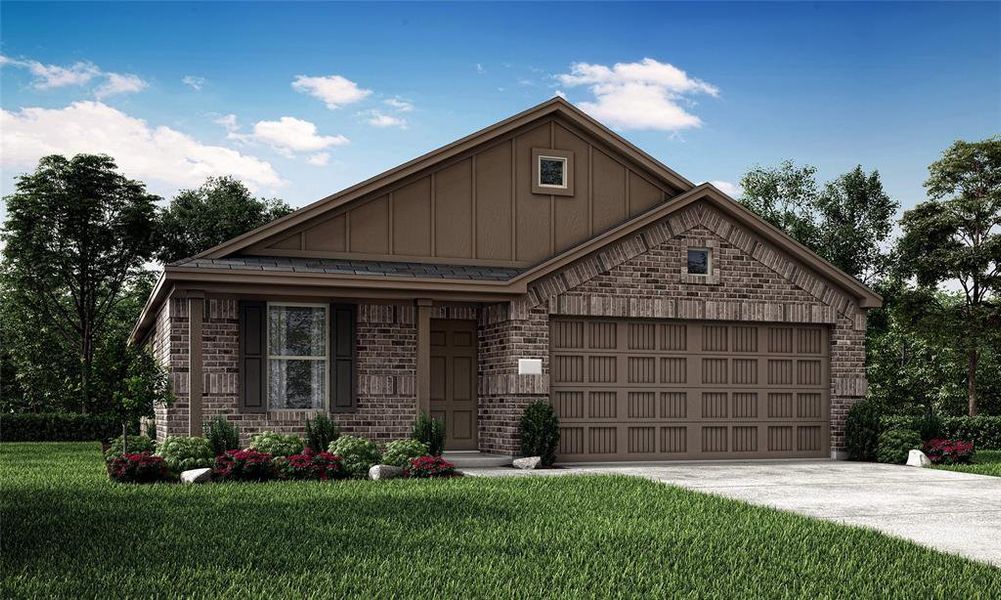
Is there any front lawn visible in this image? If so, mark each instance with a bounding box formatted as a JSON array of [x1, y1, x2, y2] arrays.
[[935, 449, 1001, 477], [2, 442, 998, 598]]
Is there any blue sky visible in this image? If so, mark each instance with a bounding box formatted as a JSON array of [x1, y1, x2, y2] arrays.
[[2, 1, 999, 222]]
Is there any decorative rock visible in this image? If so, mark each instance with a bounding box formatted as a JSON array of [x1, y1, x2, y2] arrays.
[[180, 467, 213, 484], [906, 449, 932, 467], [369, 464, 404, 480], [513, 456, 542, 470]]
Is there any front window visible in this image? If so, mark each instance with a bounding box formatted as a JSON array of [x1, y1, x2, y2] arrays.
[[538, 156, 567, 188], [687, 248, 710, 275], [267, 304, 328, 409]]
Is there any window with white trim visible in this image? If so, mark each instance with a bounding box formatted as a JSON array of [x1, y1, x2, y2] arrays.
[[267, 303, 328, 410], [538, 155, 568, 188]]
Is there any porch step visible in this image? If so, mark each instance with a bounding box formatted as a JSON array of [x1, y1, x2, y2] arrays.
[[442, 452, 513, 469]]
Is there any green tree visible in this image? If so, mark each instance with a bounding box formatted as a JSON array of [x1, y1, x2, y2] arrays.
[[896, 137, 1001, 416], [113, 347, 172, 452], [157, 176, 292, 264], [739, 162, 897, 282], [1, 154, 159, 412]]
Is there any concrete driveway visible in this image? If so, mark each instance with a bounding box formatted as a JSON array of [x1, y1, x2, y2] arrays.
[[465, 460, 1001, 566]]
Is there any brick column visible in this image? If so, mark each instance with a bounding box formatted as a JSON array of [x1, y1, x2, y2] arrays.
[[187, 292, 204, 436], [415, 298, 432, 415]]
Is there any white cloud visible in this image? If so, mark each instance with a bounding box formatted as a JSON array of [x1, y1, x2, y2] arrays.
[[215, 113, 239, 132], [240, 116, 349, 154], [384, 97, 414, 112], [556, 58, 718, 131], [0, 54, 147, 98], [292, 74, 371, 109], [709, 180, 741, 197], [475, 63, 485, 75], [95, 72, 147, 98], [307, 152, 330, 166], [0, 101, 283, 190], [182, 75, 206, 91], [363, 110, 407, 128], [553, 90, 567, 99]]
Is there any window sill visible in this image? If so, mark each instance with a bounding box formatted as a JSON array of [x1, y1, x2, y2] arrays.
[[681, 273, 721, 285]]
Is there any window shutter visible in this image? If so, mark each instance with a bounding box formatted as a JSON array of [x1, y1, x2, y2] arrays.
[[239, 300, 267, 413], [330, 303, 356, 411]]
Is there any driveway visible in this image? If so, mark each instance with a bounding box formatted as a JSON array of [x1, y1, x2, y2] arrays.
[[465, 460, 1001, 566]]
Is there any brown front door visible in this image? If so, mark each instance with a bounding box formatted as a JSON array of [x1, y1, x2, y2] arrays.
[[430, 319, 478, 450]]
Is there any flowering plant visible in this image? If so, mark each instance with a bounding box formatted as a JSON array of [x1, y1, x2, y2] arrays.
[[213, 449, 275, 481], [404, 455, 458, 479], [277, 449, 345, 481], [923, 438, 975, 465], [108, 452, 170, 483]]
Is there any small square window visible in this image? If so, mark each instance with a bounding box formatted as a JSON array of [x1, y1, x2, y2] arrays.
[[538, 156, 567, 188], [687, 248, 710, 275]]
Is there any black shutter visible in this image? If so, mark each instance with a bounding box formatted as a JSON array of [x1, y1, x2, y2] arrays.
[[330, 303, 356, 411], [239, 301, 267, 413]]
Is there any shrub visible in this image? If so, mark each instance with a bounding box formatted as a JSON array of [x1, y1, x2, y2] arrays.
[[924, 439, 975, 465], [203, 417, 240, 456], [305, 414, 340, 453], [276, 449, 345, 481], [383, 439, 429, 467], [1, 412, 122, 442], [213, 449, 275, 482], [329, 435, 381, 479], [104, 435, 156, 461], [876, 428, 922, 464], [404, 455, 458, 479], [249, 432, 303, 457], [108, 452, 170, 483], [412, 412, 445, 456], [156, 436, 215, 472], [845, 398, 884, 461], [882, 415, 1001, 449], [520, 401, 560, 466]]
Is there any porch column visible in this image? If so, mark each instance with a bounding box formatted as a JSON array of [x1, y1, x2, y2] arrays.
[[415, 298, 433, 415], [187, 291, 204, 436]]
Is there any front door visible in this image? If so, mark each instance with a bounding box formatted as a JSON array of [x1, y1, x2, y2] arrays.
[[430, 319, 478, 450]]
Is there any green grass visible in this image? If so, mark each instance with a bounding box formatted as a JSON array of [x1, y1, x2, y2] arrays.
[[2, 443, 999, 598], [935, 449, 1001, 477]]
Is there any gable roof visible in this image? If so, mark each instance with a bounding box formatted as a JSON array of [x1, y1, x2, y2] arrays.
[[194, 96, 695, 261], [131, 182, 881, 344]]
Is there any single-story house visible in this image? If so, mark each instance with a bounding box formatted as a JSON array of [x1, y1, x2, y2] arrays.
[[131, 97, 880, 461]]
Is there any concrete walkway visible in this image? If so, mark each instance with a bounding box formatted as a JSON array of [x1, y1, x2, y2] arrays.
[[464, 460, 1001, 566]]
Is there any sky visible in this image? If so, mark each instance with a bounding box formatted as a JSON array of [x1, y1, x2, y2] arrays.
[[1, 1, 999, 224]]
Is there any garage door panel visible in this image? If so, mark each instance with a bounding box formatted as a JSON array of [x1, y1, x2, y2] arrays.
[[551, 317, 830, 462]]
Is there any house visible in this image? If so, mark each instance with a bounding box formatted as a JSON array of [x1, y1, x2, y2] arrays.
[[130, 97, 880, 462]]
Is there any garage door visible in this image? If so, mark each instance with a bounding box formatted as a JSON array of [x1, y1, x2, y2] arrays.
[[550, 318, 830, 461]]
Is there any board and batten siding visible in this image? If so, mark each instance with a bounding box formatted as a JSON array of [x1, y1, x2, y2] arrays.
[[244, 117, 680, 266]]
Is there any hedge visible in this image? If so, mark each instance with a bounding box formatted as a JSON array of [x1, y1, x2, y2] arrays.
[[0, 413, 124, 442], [880, 415, 1001, 449]]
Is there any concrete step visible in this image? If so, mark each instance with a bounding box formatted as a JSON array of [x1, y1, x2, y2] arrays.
[[442, 451, 513, 468]]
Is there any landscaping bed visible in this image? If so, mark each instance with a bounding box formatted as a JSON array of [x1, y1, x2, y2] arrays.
[[2, 442, 999, 598], [934, 449, 1001, 478]]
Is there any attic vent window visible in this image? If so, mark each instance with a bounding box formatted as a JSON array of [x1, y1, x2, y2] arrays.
[[687, 248, 711, 276], [539, 156, 567, 188]]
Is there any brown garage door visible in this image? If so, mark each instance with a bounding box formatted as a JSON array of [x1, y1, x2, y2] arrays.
[[550, 318, 830, 462]]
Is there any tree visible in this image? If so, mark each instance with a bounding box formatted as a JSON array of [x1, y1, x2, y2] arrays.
[[157, 176, 292, 264], [815, 166, 898, 283], [739, 162, 897, 282], [739, 160, 821, 250], [113, 347, 172, 452], [896, 137, 1001, 416], [1, 154, 159, 412]]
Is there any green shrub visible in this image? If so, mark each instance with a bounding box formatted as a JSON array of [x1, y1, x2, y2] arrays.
[[105, 435, 156, 461], [520, 401, 560, 466], [305, 413, 340, 453], [1, 412, 123, 442], [249, 432, 303, 457], [329, 435, 382, 479], [203, 417, 240, 456], [156, 436, 215, 471], [845, 399, 884, 461], [881, 415, 1001, 448], [411, 412, 445, 456], [383, 439, 429, 467], [876, 428, 922, 464]]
